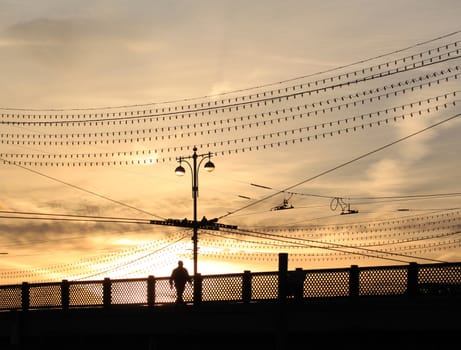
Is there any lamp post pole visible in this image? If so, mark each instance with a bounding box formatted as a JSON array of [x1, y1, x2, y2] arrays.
[[175, 146, 215, 276], [192, 149, 198, 276]]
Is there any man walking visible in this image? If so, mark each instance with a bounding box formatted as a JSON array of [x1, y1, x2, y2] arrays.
[[169, 260, 192, 304]]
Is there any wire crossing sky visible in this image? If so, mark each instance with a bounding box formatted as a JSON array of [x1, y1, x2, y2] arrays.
[[0, 0, 460, 283]]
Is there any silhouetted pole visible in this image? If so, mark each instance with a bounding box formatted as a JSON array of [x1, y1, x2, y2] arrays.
[[407, 262, 418, 297], [349, 265, 359, 298], [277, 253, 288, 350], [278, 252, 288, 300], [192, 149, 198, 275], [242, 270, 252, 303], [175, 146, 215, 276]]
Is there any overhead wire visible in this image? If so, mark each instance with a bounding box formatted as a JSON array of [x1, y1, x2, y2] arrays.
[[278, 208, 461, 232], [1, 31, 461, 281], [0, 158, 166, 220], [0, 229, 191, 281], [73, 233, 188, 280], [218, 227, 447, 264], [2, 49, 460, 125], [1, 29, 459, 113], [0, 210, 153, 223], [2, 41, 459, 167], [2, 65, 459, 142], [218, 112, 461, 219], [2, 96, 458, 165], [249, 183, 461, 202]]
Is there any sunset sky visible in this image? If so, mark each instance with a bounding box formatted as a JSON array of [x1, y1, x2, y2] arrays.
[[1, 0, 461, 284]]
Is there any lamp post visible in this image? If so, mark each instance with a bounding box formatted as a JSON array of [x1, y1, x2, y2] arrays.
[[175, 146, 215, 276]]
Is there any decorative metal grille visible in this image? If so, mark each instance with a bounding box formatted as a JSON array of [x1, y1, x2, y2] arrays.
[[419, 262, 461, 284], [154, 277, 180, 304], [417, 262, 461, 295], [69, 281, 104, 307], [1, 262, 461, 311], [0, 285, 22, 309], [251, 272, 278, 300], [29, 283, 62, 308], [111, 279, 147, 305], [304, 269, 349, 298], [359, 265, 407, 296], [201, 274, 243, 302]]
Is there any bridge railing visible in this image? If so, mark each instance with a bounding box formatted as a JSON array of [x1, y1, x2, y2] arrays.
[[1, 261, 461, 311]]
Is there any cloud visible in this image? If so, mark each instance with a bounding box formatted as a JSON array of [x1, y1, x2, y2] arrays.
[[394, 116, 435, 161], [3, 17, 161, 62], [364, 158, 405, 194], [0, 25, 165, 107]]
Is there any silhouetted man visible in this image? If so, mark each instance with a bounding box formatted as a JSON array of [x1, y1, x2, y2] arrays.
[[169, 260, 192, 304]]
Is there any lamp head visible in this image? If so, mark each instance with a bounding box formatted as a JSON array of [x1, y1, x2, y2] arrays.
[[175, 164, 186, 176], [204, 160, 215, 172]]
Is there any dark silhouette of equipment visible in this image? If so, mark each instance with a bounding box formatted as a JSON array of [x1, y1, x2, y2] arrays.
[[271, 194, 294, 211], [150, 217, 237, 230], [330, 197, 359, 215]]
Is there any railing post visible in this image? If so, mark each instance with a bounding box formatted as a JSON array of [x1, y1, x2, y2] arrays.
[[277, 253, 289, 350], [349, 265, 360, 298], [103, 277, 111, 308], [193, 274, 202, 306], [278, 253, 288, 301], [293, 268, 306, 301], [61, 279, 70, 310], [21, 282, 30, 311], [147, 275, 156, 307], [242, 270, 252, 303], [407, 262, 419, 297]]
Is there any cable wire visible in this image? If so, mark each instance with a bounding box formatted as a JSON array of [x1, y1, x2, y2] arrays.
[[1, 30, 459, 112], [0, 159, 165, 220], [219, 112, 461, 219]]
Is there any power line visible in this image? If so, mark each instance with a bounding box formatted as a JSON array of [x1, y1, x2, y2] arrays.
[[0, 210, 152, 223], [221, 227, 448, 264], [3, 52, 460, 124], [3, 95, 458, 166], [73, 234, 188, 280], [283, 208, 461, 230], [0, 215, 150, 225], [248, 184, 461, 202], [1, 30, 459, 112], [219, 112, 461, 219], [0, 159, 166, 220]]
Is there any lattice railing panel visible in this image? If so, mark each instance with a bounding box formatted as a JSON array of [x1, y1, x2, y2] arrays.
[[111, 279, 147, 305], [359, 266, 407, 296], [251, 273, 278, 300], [29, 283, 62, 308], [202, 274, 243, 301], [69, 281, 104, 306], [154, 278, 182, 304], [304, 269, 349, 298], [419, 262, 461, 284], [0, 285, 22, 309], [2, 262, 461, 311]]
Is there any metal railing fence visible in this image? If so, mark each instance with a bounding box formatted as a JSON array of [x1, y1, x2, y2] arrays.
[[1, 261, 460, 311]]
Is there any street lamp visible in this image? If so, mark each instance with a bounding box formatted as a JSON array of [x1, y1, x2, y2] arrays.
[[175, 146, 215, 276]]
